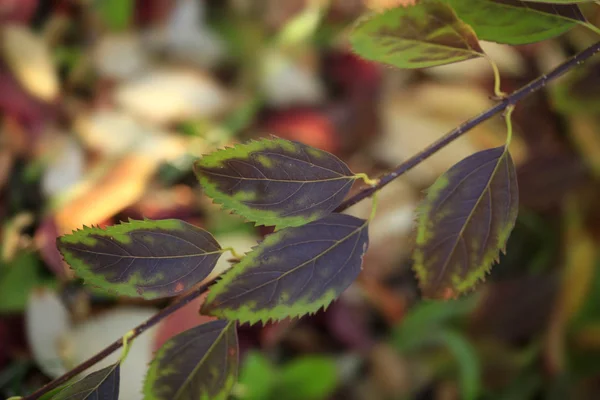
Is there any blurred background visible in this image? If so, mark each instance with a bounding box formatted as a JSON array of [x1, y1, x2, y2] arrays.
[[1, 0, 600, 399]]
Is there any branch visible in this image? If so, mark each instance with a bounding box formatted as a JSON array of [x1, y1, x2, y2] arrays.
[[23, 40, 600, 400], [336, 41, 600, 212]]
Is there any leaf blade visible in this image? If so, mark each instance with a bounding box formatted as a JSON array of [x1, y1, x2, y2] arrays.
[[350, 0, 485, 69], [195, 138, 356, 229], [413, 146, 519, 298], [50, 363, 119, 400], [444, 0, 585, 45], [58, 219, 222, 300], [202, 213, 370, 325], [143, 320, 238, 400]]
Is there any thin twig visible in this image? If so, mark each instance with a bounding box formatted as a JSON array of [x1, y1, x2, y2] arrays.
[[335, 41, 600, 212], [24, 40, 600, 400]]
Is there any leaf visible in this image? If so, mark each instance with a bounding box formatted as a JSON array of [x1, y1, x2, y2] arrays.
[[349, 0, 485, 69], [95, 0, 134, 31], [413, 146, 519, 299], [143, 320, 238, 400], [430, 329, 480, 400], [237, 351, 275, 400], [444, 0, 586, 45], [57, 219, 222, 300], [195, 138, 356, 229], [202, 213, 370, 324], [273, 356, 338, 400], [50, 363, 119, 400], [0, 252, 55, 313]]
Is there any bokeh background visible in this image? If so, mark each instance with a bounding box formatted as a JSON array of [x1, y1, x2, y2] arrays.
[[1, 0, 600, 399]]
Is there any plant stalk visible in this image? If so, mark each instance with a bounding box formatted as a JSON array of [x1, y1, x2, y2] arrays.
[[24, 40, 600, 400]]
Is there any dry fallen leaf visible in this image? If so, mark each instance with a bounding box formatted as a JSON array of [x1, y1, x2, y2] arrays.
[[26, 288, 71, 379], [1, 24, 59, 101], [115, 69, 230, 125]]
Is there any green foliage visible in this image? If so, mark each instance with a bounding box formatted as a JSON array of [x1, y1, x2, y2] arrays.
[[443, 0, 585, 45], [350, 0, 485, 69], [236, 352, 338, 400], [95, 0, 134, 31], [0, 252, 54, 314]]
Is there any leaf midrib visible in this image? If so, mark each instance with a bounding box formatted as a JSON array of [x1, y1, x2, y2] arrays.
[[434, 148, 508, 284], [214, 220, 368, 307], [173, 322, 234, 400]]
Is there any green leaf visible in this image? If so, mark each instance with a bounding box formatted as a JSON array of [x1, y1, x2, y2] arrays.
[[57, 219, 222, 300], [413, 146, 519, 299], [236, 352, 275, 400], [349, 0, 485, 69], [392, 297, 477, 351], [50, 363, 119, 400], [144, 320, 238, 400], [552, 58, 600, 114], [443, 0, 585, 45], [202, 214, 369, 325], [195, 138, 357, 229], [431, 329, 480, 400], [0, 252, 54, 314], [521, 0, 594, 3], [95, 0, 133, 31], [273, 357, 338, 400]]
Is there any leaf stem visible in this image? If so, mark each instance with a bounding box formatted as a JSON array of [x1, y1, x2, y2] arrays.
[[369, 192, 379, 223], [223, 246, 244, 260], [335, 41, 600, 213], [23, 40, 600, 400], [484, 54, 506, 99], [119, 330, 135, 362], [504, 105, 515, 146], [354, 172, 380, 186]]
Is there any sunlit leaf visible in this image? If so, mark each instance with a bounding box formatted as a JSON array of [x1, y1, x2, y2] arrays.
[[444, 0, 585, 45], [58, 219, 222, 300], [50, 363, 119, 400], [195, 138, 357, 229], [413, 146, 519, 299], [144, 320, 238, 400], [237, 351, 275, 400], [202, 213, 370, 324], [273, 356, 338, 400], [350, 0, 484, 69]]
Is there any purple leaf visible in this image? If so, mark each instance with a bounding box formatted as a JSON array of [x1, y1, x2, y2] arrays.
[[201, 213, 370, 325], [57, 219, 222, 300], [413, 146, 519, 299], [144, 320, 238, 400], [194, 138, 357, 229], [50, 363, 119, 400]]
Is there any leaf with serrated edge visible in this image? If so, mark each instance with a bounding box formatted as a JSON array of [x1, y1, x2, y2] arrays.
[[202, 213, 370, 325], [58, 219, 222, 300], [350, 0, 484, 69], [444, 0, 585, 45], [194, 137, 356, 229], [413, 146, 519, 299], [144, 320, 238, 400], [50, 363, 119, 400]]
